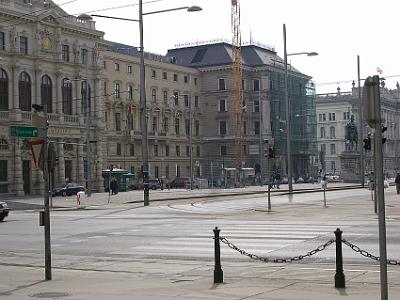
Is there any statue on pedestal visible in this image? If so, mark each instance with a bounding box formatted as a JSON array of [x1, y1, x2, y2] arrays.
[[345, 115, 358, 151]]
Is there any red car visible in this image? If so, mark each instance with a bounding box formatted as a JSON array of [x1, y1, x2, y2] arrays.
[[167, 177, 190, 189]]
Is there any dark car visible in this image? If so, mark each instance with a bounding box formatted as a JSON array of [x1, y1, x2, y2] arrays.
[[52, 182, 85, 197], [130, 179, 161, 190], [167, 177, 190, 189], [0, 201, 10, 222]]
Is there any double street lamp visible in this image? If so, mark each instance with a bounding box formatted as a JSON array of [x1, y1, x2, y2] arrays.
[[92, 2, 201, 205], [283, 23, 318, 193]]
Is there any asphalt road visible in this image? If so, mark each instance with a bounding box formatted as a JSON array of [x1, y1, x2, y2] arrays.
[[1, 188, 399, 273]]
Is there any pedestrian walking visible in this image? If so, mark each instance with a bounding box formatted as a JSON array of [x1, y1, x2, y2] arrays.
[[395, 173, 400, 194], [275, 173, 281, 189]]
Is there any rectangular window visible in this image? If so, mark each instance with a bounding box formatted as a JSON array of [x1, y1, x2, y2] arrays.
[[154, 144, 159, 157], [254, 121, 260, 135], [20, 36, 28, 54], [0, 160, 7, 193], [219, 121, 227, 135], [173, 92, 179, 106], [196, 145, 200, 157], [323, 114, 326, 121], [103, 81, 107, 95], [127, 85, 133, 100], [163, 117, 169, 133], [116, 143, 122, 156], [184, 95, 189, 107], [151, 69, 156, 78], [194, 77, 198, 85], [330, 144, 336, 155], [175, 118, 180, 135], [254, 100, 260, 113], [332, 113, 336, 121], [127, 65, 133, 74], [62, 44, 70, 62], [154, 166, 159, 178], [185, 119, 190, 135], [127, 114, 133, 130], [331, 161, 336, 171], [186, 145, 190, 156], [253, 79, 260, 91], [81, 48, 88, 64], [184, 75, 188, 83], [114, 83, 120, 98], [163, 91, 168, 105], [173, 74, 178, 81], [129, 144, 135, 156], [165, 165, 170, 178], [195, 120, 199, 136], [176, 165, 181, 177], [220, 145, 227, 156], [194, 96, 199, 108], [218, 78, 226, 90], [115, 112, 121, 131], [243, 121, 247, 135], [151, 89, 156, 102], [0, 32, 4, 50], [163, 72, 167, 79], [114, 63, 120, 71], [319, 114, 323, 122], [152, 116, 157, 132], [176, 145, 180, 157], [321, 144, 326, 153], [219, 99, 226, 112], [165, 145, 170, 157]]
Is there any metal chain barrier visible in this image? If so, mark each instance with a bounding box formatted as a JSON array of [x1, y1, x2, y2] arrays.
[[342, 239, 400, 266], [219, 236, 335, 263]]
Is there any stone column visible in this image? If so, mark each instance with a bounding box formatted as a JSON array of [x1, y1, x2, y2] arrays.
[[58, 141, 65, 186], [77, 140, 85, 186], [75, 81, 81, 116], [14, 138, 24, 196], [95, 136, 104, 192], [56, 72, 62, 114], [12, 65, 19, 110]]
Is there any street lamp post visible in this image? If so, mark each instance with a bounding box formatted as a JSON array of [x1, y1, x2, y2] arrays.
[[283, 23, 318, 193], [92, 3, 201, 206]]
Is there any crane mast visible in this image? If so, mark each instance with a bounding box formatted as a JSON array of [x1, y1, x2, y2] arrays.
[[231, 0, 244, 169]]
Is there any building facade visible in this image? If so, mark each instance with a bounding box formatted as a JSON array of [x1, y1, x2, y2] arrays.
[[316, 83, 400, 177]]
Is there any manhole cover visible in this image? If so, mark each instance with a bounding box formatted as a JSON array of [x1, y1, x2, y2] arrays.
[[30, 292, 70, 298]]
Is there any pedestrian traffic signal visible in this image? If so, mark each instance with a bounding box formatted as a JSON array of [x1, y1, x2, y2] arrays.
[[363, 137, 371, 150], [382, 126, 387, 144], [268, 147, 275, 158]]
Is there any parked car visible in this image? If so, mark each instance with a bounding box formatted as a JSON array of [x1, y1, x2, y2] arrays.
[[0, 201, 10, 222], [52, 182, 85, 197], [167, 177, 190, 189], [130, 179, 161, 190]]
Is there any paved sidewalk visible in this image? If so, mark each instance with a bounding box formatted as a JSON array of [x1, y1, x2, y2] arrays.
[[4, 182, 359, 211]]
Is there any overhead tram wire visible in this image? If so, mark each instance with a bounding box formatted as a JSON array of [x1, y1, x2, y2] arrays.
[[0, 0, 168, 30]]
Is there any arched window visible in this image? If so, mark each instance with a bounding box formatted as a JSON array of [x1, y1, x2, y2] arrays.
[[0, 69, 8, 110], [41, 75, 52, 113], [19, 72, 31, 111], [330, 126, 335, 139], [62, 78, 72, 115], [320, 126, 326, 138], [81, 81, 91, 115]]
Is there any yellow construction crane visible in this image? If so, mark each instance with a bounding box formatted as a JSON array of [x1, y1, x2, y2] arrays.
[[231, 0, 244, 169]]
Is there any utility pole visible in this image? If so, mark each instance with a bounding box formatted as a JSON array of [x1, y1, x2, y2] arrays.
[[85, 55, 91, 197], [258, 87, 263, 186], [43, 104, 52, 280], [189, 87, 193, 190], [139, 0, 149, 206]]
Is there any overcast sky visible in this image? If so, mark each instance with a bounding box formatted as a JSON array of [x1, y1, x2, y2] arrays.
[[54, 0, 400, 94]]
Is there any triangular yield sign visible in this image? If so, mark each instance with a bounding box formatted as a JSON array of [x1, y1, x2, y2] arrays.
[[28, 140, 45, 169]]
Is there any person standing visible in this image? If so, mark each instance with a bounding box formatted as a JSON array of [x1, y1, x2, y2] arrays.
[[275, 173, 281, 189], [395, 173, 400, 194]]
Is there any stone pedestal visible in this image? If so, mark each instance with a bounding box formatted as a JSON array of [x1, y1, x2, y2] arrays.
[[340, 151, 362, 183]]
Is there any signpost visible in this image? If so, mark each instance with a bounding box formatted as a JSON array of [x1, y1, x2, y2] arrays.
[[10, 126, 39, 138]]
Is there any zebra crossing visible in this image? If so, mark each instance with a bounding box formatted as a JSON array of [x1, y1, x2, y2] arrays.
[[109, 221, 345, 262]]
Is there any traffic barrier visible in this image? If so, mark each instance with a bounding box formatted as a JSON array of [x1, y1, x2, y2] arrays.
[[76, 191, 85, 209], [213, 227, 400, 288]]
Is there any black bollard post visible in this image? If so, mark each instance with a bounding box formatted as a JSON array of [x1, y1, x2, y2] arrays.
[[334, 228, 345, 288], [213, 227, 223, 283]]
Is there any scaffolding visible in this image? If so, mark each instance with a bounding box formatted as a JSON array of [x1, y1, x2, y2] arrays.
[[270, 72, 317, 178]]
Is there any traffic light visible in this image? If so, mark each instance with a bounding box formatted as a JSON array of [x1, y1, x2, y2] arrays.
[[363, 136, 371, 151], [268, 147, 275, 158], [382, 126, 387, 144]]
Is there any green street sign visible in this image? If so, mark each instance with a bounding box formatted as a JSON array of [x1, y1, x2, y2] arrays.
[[10, 126, 39, 138]]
